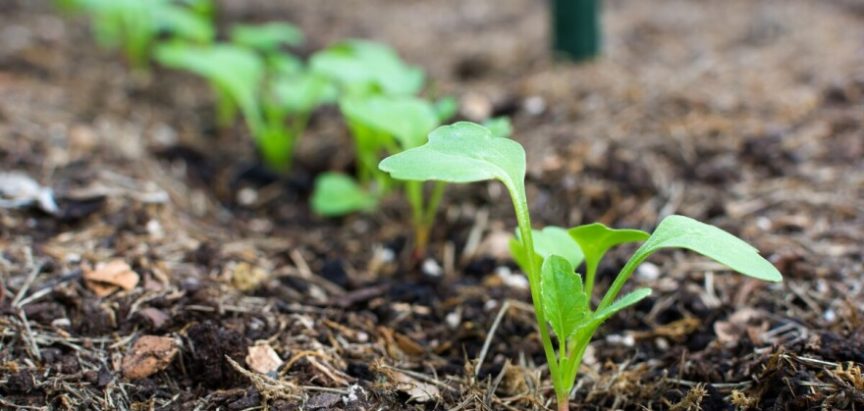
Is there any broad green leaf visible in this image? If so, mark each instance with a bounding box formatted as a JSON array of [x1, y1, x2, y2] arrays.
[[271, 72, 337, 115], [568, 223, 649, 276], [483, 117, 513, 139], [340, 96, 439, 150], [230, 22, 303, 53], [311, 172, 377, 216], [155, 43, 265, 132], [310, 39, 424, 97], [592, 288, 651, 324], [378, 122, 525, 191], [510, 226, 585, 274], [541, 255, 589, 339], [155, 5, 214, 43], [629, 215, 782, 282]]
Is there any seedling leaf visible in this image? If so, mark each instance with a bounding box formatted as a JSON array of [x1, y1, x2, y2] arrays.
[[541, 255, 589, 340], [378, 122, 525, 189], [340, 96, 439, 149], [311, 172, 377, 216], [230, 22, 304, 53], [510, 226, 584, 275], [629, 215, 782, 282], [483, 117, 513, 138], [592, 288, 651, 324], [310, 39, 424, 96]]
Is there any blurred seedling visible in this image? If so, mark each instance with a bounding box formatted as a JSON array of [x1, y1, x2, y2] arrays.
[[379, 122, 782, 411], [66, 0, 214, 69], [155, 42, 334, 171], [310, 39, 425, 97]]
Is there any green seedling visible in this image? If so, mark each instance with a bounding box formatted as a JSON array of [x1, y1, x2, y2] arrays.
[[230, 22, 304, 54], [156, 43, 333, 171], [73, 0, 213, 69], [311, 172, 378, 217], [379, 122, 782, 410], [345, 95, 446, 253], [310, 39, 424, 97]]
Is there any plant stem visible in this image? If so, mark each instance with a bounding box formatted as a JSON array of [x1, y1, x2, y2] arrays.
[[597, 256, 643, 311], [406, 181, 426, 255], [503, 181, 563, 398], [584, 257, 600, 301]]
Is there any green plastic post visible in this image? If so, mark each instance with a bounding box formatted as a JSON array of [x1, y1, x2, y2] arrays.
[[552, 0, 601, 61]]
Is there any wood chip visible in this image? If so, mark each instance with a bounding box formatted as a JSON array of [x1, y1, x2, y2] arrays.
[[121, 335, 178, 380], [83, 260, 139, 297], [246, 344, 283, 375]]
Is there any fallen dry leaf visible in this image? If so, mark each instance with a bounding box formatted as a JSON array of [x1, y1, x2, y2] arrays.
[[84, 260, 139, 297], [246, 344, 283, 375], [389, 369, 440, 403], [121, 335, 178, 380]]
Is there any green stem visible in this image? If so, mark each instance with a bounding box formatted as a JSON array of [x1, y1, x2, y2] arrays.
[[584, 258, 600, 302], [597, 256, 643, 311], [504, 181, 562, 396], [423, 181, 447, 227]]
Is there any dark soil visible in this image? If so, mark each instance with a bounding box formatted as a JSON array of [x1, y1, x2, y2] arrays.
[[1, 0, 863, 410]]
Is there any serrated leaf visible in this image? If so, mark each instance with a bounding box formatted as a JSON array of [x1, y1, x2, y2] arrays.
[[378, 122, 525, 193], [340, 96, 439, 149], [230, 22, 303, 53], [510, 226, 584, 274], [592, 288, 651, 324], [541, 255, 589, 340], [630, 215, 782, 282], [310, 172, 377, 216]]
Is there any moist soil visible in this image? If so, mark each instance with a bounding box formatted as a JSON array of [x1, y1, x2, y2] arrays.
[[1, 0, 863, 410]]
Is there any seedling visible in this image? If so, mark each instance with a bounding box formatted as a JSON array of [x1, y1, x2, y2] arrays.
[[230, 22, 304, 54], [155, 43, 333, 171], [310, 39, 424, 97], [313, 95, 446, 254], [72, 0, 214, 69], [379, 122, 782, 410]]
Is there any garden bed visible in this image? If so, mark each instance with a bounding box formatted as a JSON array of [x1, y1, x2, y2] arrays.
[[1, 0, 863, 409]]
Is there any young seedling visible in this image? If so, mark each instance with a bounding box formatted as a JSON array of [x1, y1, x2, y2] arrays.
[[379, 122, 782, 410], [230, 22, 304, 54], [310, 39, 425, 97], [155, 43, 333, 171], [312, 95, 446, 254], [72, 0, 214, 69]]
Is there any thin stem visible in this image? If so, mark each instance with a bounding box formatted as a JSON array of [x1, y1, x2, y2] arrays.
[[406, 181, 427, 254], [423, 181, 447, 226], [597, 256, 643, 311], [584, 258, 599, 301], [504, 181, 562, 396]]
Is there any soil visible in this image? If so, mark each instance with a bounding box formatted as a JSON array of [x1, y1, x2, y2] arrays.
[[1, 0, 863, 410]]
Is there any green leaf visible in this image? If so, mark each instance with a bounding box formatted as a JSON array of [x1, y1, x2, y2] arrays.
[[310, 39, 424, 97], [340, 96, 439, 150], [568, 223, 649, 279], [155, 5, 214, 43], [483, 117, 513, 139], [271, 71, 337, 115], [230, 22, 304, 53], [155, 43, 265, 133], [541, 255, 589, 340], [592, 288, 651, 324], [311, 172, 377, 216], [630, 215, 783, 282], [433, 96, 458, 122], [510, 226, 585, 275], [378, 122, 525, 192]]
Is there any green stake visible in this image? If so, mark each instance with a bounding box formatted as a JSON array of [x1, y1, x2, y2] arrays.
[[552, 0, 601, 61]]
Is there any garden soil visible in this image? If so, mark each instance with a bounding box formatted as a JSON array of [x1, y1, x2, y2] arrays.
[[1, 0, 863, 409]]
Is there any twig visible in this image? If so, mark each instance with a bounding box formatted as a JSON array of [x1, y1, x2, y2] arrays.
[[475, 300, 512, 378]]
